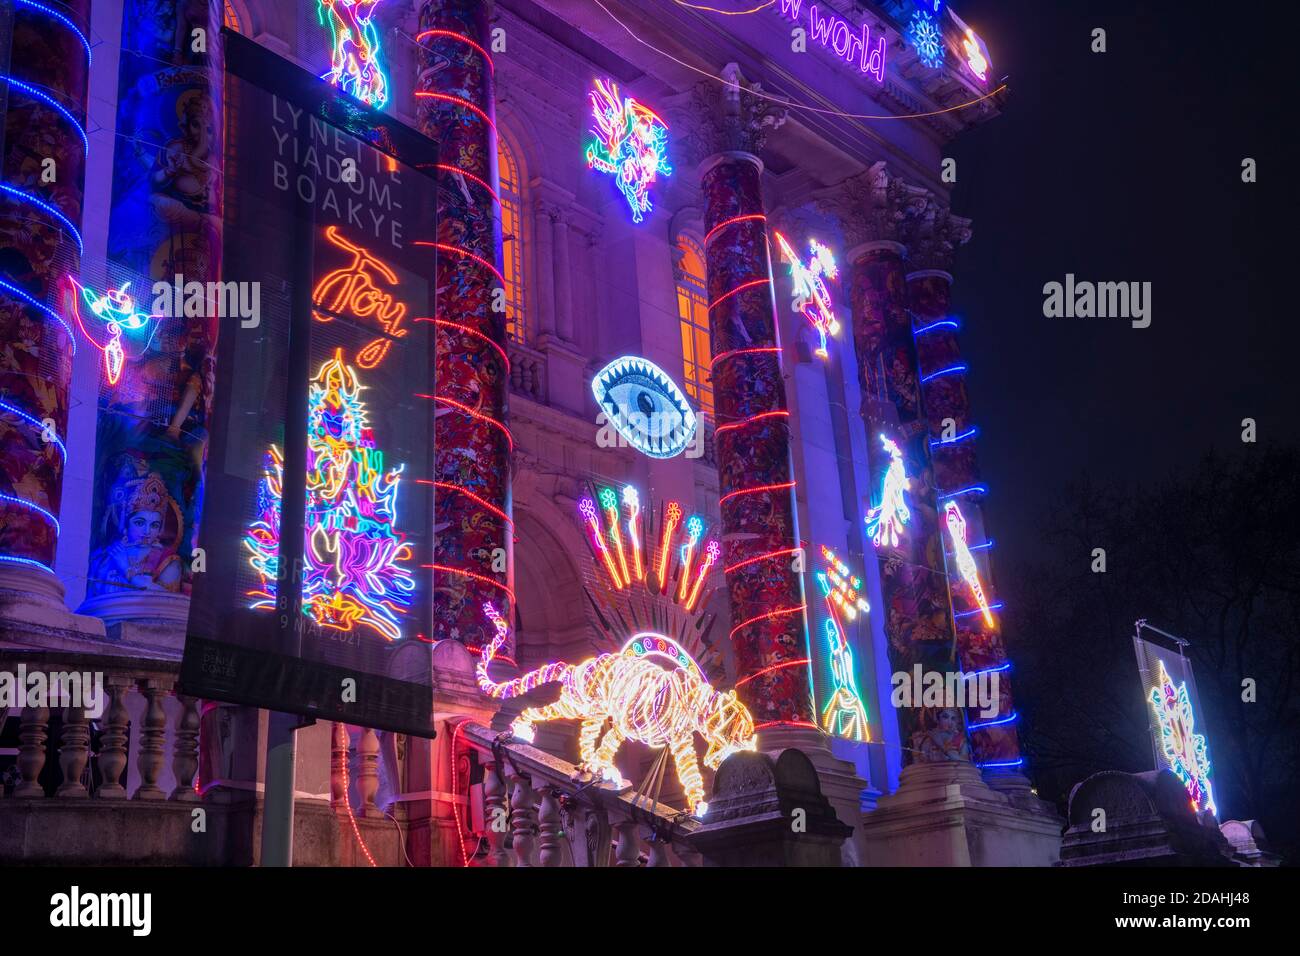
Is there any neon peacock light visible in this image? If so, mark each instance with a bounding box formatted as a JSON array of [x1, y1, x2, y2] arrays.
[[584, 78, 672, 224], [316, 0, 389, 109], [865, 434, 911, 548]]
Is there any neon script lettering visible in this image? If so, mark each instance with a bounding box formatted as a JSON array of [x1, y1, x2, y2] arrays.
[[776, 0, 886, 83]]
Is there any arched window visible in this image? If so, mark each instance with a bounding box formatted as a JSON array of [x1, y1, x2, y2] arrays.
[[498, 136, 526, 343], [675, 236, 713, 419], [223, 0, 242, 31]]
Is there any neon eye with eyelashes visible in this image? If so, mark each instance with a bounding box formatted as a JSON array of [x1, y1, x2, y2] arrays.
[[592, 355, 699, 459]]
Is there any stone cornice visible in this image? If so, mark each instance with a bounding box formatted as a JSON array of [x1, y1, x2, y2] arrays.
[[668, 63, 788, 168]]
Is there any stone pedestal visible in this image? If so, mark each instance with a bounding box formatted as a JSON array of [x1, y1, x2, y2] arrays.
[[0, 565, 105, 645], [859, 759, 1063, 866], [689, 749, 852, 867], [758, 724, 866, 865]]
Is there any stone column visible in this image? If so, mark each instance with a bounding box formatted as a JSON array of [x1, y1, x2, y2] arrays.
[[679, 69, 813, 730], [551, 215, 574, 342], [904, 204, 1028, 792], [416, 0, 514, 652], [0, 0, 91, 607], [832, 165, 973, 768], [80, 0, 224, 636]]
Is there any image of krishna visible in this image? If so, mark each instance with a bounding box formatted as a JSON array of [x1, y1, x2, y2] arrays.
[[86, 463, 186, 597]]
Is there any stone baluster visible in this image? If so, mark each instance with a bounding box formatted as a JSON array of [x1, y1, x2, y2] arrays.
[[357, 726, 380, 817], [169, 696, 201, 801], [482, 761, 511, 867], [56, 703, 90, 797], [508, 770, 537, 867], [536, 785, 565, 867], [14, 706, 49, 798], [330, 722, 347, 806], [613, 821, 641, 867], [133, 678, 169, 800], [95, 677, 131, 799], [645, 833, 670, 868]]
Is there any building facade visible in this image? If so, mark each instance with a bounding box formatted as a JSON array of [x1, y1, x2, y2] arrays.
[[0, 0, 1065, 866]]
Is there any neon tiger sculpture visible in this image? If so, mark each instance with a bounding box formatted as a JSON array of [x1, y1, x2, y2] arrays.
[[477, 602, 755, 817]]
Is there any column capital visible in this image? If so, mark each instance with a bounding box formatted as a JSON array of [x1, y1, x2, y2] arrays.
[[818, 161, 929, 250], [669, 63, 787, 168], [902, 201, 973, 274]]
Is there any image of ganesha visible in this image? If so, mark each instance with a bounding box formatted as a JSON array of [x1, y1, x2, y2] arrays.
[[87, 471, 185, 596]]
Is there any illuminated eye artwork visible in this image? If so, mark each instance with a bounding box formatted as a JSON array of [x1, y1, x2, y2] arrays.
[[592, 355, 699, 459], [63, 276, 160, 386], [584, 78, 672, 224], [815, 547, 870, 742], [312, 226, 409, 369], [244, 349, 415, 642], [907, 10, 945, 69], [1149, 660, 1216, 815], [865, 434, 911, 549], [773, 231, 841, 359], [477, 603, 755, 817], [316, 0, 389, 109], [942, 501, 995, 627]]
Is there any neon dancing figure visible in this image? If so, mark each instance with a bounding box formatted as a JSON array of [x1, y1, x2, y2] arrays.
[[943, 500, 995, 627], [585, 78, 672, 224], [773, 232, 841, 358], [815, 570, 870, 741], [317, 0, 389, 109], [1150, 659, 1216, 814], [865, 434, 911, 548]]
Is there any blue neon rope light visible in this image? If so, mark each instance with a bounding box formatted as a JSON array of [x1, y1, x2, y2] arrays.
[[14, 0, 92, 65], [0, 276, 76, 351], [930, 426, 978, 447], [971, 661, 1011, 676], [0, 399, 67, 462], [0, 553, 56, 574], [955, 602, 1004, 620], [968, 711, 1018, 731], [913, 318, 959, 336], [0, 183, 84, 253], [0, 492, 60, 532], [977, 759, 1024, 770], [921, 363, 967, 383], [0, 75, 88, 153], [938, 484, 987, 501]]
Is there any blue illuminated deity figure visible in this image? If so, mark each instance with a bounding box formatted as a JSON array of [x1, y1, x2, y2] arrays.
[[907, 10, 945, 70], [317, 0, 389, 109], [585, 78, 672, 224], [865, 434, 911, 548], [245, 349, 415, 641], [1150, 660, 1216, 814]]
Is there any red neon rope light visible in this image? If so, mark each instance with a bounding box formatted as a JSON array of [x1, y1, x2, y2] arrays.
[[425, 564, 516, 604], [417, 480, 514, 527], [735, 658, 812, 688], [338, 728, 378, 867], [754, 720, 819, 731], [414, 318, 511, 371], [414, 91, 498, 135], [416, 29, 495, 73], [413, 241, 507, 287], [450, 720, 470, 867], [724, 545, 801, 575], [708, 277, 770, 312], [729, 605, 804, 640], [710, 345, 779, 369], [718, 480, 795, 507], [434, 164, 501, 205], [714, 409, 789, 437], [704, 213, 766, 246], [416, 394, 514, 450]]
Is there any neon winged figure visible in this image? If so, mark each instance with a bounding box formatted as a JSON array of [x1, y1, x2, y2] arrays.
[[63, 277, 160, 386], [1150, 659, 1216, 814], [815, 562, 870, 742], [317, 0, 389, 109], [865, 434, 911, 548], [773, 232, 841, 359], [585, 78, 672, 224], [245, 349, 415, 641], [943, 501, 995, 627]]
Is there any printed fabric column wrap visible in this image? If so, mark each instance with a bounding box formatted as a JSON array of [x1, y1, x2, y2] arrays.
[[415, 0, 514, 654], [0, 0, 91, 579], [910, 269, 1022, 776], [82, 0, 223, 623], [702, 153, 813, 728], [850, 243, 970, 765]]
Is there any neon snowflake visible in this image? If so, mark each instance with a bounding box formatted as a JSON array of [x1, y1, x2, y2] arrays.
[[245, 349, 415, 641], [865, 434, 911, 549], [1149, 659, 1216, 815], [584, 78, 672, 224], [907, 11, 945, 70]]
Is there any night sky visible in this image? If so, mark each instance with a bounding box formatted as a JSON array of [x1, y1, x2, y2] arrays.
[[944, 0, 1293, 566]]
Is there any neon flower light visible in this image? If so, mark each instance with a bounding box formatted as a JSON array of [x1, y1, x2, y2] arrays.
[[819, 545, 868, 621], [624, 485, 644, 582], [773, 231, 840, 359], [600, 486, 631, 588], [907, 10, 945, 69], [316, 0, 389, 109], [313, 226, 408, 369], [584, 78, 672, 224], [245, 349, 415, 642], [657, 500, 682, 589], [478, 605, 755, 817], [63, 277, 159, 386], [1149, 659, 1216, 814], [865, 434, 911, 549], [592, 355, 698, 459], [942, 501, 995, 627], [678, 514, 704, 602], [811, 556, 873, 743], [774, 0, 886, 83], [579, 494, 624, 590], [684, 539, 720, 613]]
